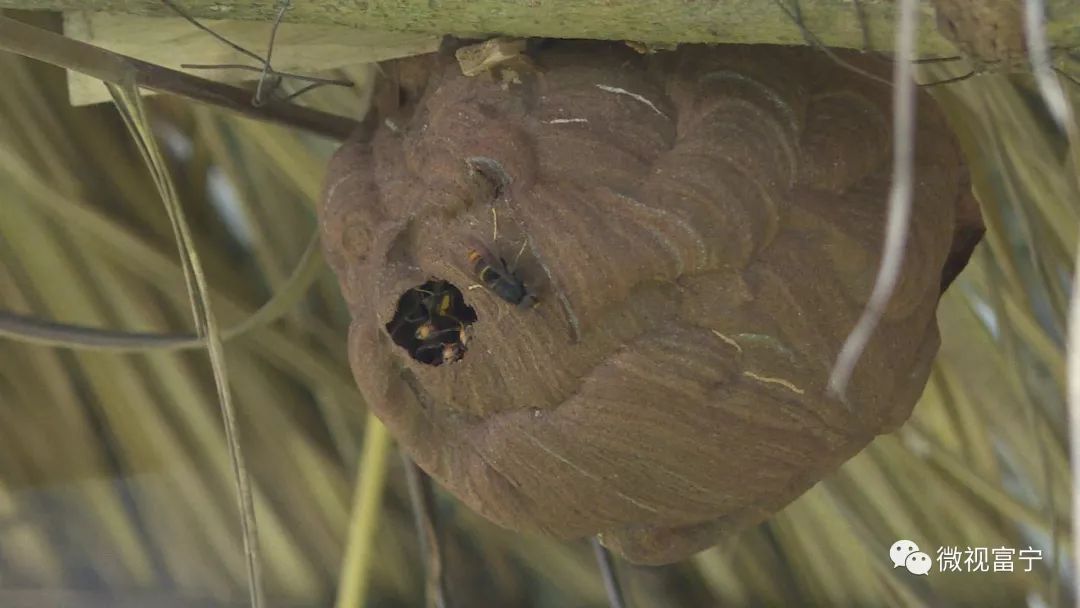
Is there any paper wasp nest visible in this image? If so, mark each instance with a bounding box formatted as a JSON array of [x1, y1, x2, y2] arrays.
[[320, 42, 982, 564]]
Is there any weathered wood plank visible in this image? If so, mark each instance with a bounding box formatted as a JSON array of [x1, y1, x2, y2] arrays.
[[63, 12, 438, 105], [2, 0, 973, 53]]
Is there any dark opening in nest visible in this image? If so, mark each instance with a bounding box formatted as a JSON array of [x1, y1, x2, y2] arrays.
[[385, 280, 477, 366]]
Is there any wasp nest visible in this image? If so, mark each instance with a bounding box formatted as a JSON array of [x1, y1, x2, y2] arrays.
[[320, 42, 982, 564]]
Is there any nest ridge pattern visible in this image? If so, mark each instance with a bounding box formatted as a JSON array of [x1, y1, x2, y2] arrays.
[[320, 42, 978, 564]]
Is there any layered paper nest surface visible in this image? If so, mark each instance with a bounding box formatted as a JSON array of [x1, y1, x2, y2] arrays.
[[320, 42, 982, 564]]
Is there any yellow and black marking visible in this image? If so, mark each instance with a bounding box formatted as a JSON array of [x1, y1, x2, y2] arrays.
[[386, 279, 476, 366], [466, 240, 537, 308]]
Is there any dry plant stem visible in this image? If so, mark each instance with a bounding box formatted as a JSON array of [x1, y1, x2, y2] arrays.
[[1025, 5, 1072, 603], [0, 15, 357, 140], [336, 415, 392, 608], [403, 453, 450, 608], [827, 0, 919, 398], [0, 229, 323, 351], [920, 69, 978, 87], [1025, 0, 1080, 601], [180, 62, 352, 87], [592, 538, 628, 608], [1024, 0, 1070, 131], [982, 255, 1062, 604], [1027, 2, 1080, 601], [161, 0, 265, 64], [772, 0, 892, 87], [163, 0, 353, 105], [0, 311, 211, 347], [1069, 230, 1080, 608], [107, 78, 265, 607], [253, 0, 286, 105]]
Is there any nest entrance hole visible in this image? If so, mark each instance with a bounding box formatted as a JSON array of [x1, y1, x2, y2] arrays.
[[386, 279, 477, 366]]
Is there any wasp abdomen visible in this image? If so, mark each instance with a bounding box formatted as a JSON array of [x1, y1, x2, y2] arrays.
[[467, 244, 536, 307]]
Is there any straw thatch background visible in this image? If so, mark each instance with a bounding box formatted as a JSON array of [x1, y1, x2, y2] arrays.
[[0, 8, 1077, 608]]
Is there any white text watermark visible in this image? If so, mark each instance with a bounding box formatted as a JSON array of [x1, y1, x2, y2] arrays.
[[890, 540, 1042, 575]]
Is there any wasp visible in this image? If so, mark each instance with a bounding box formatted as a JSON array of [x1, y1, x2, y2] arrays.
[[388, 285, 448, 340], [415, 319, 468, 344], [385, 279, 476, 366], [466, 239, 538, 308], [406, 286, 453, 323], [416, 340, 465, 365], [414, 316, 467, 366], [408, 282, 472, 365]]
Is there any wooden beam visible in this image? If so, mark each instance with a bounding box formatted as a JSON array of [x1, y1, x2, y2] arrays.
[[0, 0, 988, 54]]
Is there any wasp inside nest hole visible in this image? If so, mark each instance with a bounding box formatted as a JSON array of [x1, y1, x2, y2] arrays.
[[386, 280, 477, 366]]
